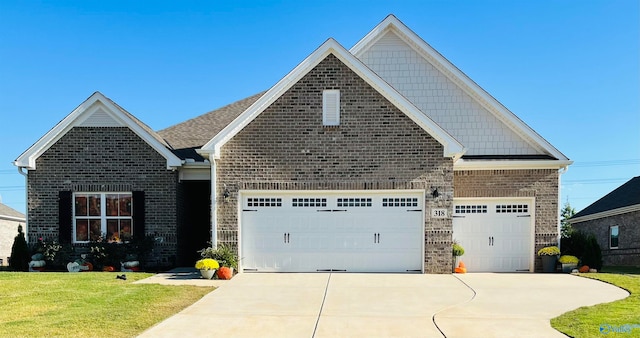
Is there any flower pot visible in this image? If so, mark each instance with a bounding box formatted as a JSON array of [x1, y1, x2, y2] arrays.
[[561, 263, 577, 273], [452, 256, 461, 273], [541, 255, 557, 273], [200, 269, 216, 280]]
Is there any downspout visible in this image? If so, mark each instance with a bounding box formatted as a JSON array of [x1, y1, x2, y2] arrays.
[[17, 166, 28, 241], [210, 158, 218, 249], [557, 165, 570, 249]]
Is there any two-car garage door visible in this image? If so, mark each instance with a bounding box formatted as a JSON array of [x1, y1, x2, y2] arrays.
[[240, 191, 424, 272]]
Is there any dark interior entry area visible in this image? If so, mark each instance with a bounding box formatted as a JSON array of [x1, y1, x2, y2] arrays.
[[177, 180, 211, 266]]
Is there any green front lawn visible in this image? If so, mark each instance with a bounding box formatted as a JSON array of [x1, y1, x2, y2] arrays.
[[552, 271, 640, 337], [0, 272, 214, 337]]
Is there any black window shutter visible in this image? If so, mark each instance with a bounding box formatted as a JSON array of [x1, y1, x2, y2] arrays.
[[58, 191, 72, 243], [132, 191, 145, 240]]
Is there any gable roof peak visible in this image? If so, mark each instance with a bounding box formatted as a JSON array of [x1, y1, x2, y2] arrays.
[[14, 92, 181, 170], [200, 37, 465, 159], [351, 15, 570, 164]]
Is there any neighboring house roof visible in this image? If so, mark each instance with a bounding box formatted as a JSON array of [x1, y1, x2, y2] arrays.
[[199, 38, 466, 160], [570, 176, 640, 223], [158, 92, 265, 160], [0, 203, 25, 222], [14, 92, 182, 170], [350, 15, 570, 169]]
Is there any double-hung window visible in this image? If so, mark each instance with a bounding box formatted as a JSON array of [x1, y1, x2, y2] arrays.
[[610, 225, 619, 249], [74, 193, 132, 243]]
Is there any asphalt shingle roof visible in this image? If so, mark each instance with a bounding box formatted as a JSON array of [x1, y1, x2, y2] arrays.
[[158, 92, 265, 154], [572, 176, 640, 219]]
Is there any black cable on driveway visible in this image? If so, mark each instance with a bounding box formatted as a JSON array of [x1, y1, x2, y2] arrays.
[[431, 274, 477, 338], [312, 273, 332, 338]]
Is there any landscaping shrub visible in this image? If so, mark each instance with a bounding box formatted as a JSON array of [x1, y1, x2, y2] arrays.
[[9, 225, 29, 271], [582, 235, 603, 270], [561, 231, 602, 270]]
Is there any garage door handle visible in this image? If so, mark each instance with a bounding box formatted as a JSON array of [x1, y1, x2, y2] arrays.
[[407, 209, 422, 212], [284, 233, 290, 243], [243, 209, 257, 212], [488, 236, 494, 246], [317, 209, 332, 212], [517, 215, 531, 218], [374, 233, 380, 243]]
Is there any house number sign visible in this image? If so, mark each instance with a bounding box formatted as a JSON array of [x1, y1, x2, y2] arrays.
[[431, 208, 448, 218]]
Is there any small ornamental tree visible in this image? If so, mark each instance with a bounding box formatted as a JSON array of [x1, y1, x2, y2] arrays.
[[560, 201, 576, 239], [9, 225, 30, 272]]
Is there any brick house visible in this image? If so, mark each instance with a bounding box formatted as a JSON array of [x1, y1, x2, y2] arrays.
[[569, 176, 640, 266], [14, 15, 571, 273]]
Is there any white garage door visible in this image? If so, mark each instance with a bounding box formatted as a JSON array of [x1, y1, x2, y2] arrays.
[[452, 199, 533, 272], [240, 191, 424, 272]]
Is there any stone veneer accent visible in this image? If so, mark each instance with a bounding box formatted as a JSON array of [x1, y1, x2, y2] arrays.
[[216, 54, 454, 273], [572, 210, 640, 266], [27, 127, 178, 267], [454, 169, 560, 271]]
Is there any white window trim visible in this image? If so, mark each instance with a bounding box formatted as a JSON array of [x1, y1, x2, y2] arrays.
[[322, 89, 340, 126], [610, 225, 619, 249], [73, 192, 133, 243]]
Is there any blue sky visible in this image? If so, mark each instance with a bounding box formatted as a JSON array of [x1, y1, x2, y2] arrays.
[[0, 1, 638, 215]]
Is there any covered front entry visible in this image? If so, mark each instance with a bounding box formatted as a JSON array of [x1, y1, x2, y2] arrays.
[[452, 198, 534, 272], [239, 190, 424, 272]]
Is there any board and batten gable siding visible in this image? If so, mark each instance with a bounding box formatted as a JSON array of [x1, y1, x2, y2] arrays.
[[217, 54, 455, 273], [453, 169, 559, 272], [27, 127, 178, 267], [358, 31, 539, 156]]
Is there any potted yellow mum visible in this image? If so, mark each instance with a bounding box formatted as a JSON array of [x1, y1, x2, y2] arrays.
[[537, 246, 560, 273], [195, 258, 219, 279]]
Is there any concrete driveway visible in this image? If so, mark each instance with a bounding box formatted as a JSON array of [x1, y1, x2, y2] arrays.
[[137, 273, 628, 338]]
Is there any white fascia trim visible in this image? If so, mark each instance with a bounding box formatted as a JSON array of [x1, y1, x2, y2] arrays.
[[0, 215, 26, 222], [569, 204, 640, 224], [200, 38, 465, 159], [453, 159, 573, 171], [14, 92, 181, 170], [351, 15, 569, 161]]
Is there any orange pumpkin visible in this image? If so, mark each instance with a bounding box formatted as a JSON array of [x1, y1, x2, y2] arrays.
[[458, 261, 466, 269], [454, 267, 467, 274], [217, 267, 233, 280], [103, 266, 115, 272], [579, 265, 590, 273]]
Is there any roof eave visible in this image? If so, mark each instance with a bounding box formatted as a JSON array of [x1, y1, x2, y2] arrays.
[[569, 204, 640, 224], [454, 159, 573, 171]]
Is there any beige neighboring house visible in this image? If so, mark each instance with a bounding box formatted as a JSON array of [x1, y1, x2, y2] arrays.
[[0, 203, 26, 266]]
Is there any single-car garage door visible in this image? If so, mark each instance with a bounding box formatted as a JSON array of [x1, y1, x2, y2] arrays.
[[452, 199, 533, 272], [240, 191, 424, 272]]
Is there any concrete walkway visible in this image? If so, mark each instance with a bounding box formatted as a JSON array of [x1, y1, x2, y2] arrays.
[[136, 272, 628, 338]]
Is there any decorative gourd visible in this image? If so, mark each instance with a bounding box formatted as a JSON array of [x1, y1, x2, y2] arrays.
[[217, 267, 233, 280], [103, 266, 115, 272], [579, 265, 590, 273], [458, 261, 466, 269], [454, 267, 467, 274]]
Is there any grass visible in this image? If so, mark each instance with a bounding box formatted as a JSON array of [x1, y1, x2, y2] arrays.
[[0, 272, 214, 338], [551, 268, 640, 337]]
